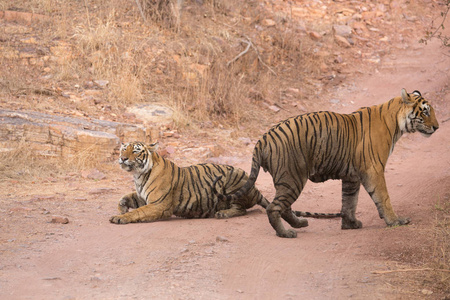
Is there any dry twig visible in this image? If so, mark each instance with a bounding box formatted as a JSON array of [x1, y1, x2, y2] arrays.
[[134, 0, 147, 22], [227, 40, 251, 67], [227, 37, 277, 76], [372, 268, 450, 274]]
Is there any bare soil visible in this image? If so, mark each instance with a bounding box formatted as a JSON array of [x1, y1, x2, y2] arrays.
[[1, 3, 450, 300]]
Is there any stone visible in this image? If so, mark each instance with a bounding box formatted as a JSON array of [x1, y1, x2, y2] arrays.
[[93, 80, 109, 88], [216, 236, 229, 242], [262, 19, 276, 27], [332, 25, 352, 37], [268, 105, 280, 113], [334, 35, 351, 48], [421, 289, 433, 295], [308, 31, 322, 41], [0, 109, 147, 161], [126, 104, 173, 125], [50, 216, 69, 224]]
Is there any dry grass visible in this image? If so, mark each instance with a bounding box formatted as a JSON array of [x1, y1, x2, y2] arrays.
[[1, 0, 328, 126], [429, 196, 450, 293], [0, 141, 112, 182]]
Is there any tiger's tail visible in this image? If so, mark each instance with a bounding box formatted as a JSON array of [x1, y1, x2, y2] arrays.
[[293, 211, 341, 219], [212, 141, 263, 202]]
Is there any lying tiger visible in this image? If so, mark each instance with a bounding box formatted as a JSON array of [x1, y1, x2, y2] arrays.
[[109, 142, 269, 224], [110, 142, 340, 224], [214, 89, 439, 238]]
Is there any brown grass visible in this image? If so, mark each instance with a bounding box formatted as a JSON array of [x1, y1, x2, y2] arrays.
[[0, 141, 114, 182], [430, 196, 450, 293]]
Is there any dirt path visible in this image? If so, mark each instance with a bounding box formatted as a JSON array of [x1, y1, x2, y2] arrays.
[[1, 25, 450, 300]]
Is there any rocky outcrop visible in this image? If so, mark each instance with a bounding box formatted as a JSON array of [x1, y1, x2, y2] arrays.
[[0, 110, 150, 161]]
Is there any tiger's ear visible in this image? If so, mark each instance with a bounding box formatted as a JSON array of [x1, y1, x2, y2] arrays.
[[148, 142, 159, 152], [401, 88, 414, 105]]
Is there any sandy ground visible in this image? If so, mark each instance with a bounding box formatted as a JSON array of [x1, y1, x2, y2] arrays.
[[1, 22, 450, 300]]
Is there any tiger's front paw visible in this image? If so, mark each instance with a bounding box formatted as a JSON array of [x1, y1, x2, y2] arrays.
[[276, 229, 298, 238], [341, 219, 363, 230], [109, 215, 131, 224], [387, 217, 410, 227], [215, 211, 229, 219]]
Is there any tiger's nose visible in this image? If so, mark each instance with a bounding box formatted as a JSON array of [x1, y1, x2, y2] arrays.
[[433, 125, 439, 131], [119, 157, 128, 163]]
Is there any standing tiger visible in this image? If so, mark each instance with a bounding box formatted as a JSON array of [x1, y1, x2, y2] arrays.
[[109, 141, 270, 224], [214, 89, 439, 238]]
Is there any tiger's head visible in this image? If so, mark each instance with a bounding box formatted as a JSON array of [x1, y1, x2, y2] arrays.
[[400, 89, 439, 137], [118, 142, 159, 174]]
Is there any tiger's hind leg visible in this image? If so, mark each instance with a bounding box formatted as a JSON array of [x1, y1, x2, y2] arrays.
[[281, 208, 309, 228], [215, 204, 247, 219], [341, 180, 363, 229], [267, 187, 302, 238], [118, 192, 146, 214]]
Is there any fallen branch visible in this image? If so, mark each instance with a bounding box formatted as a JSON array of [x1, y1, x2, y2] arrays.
[[372, 268, 450, 274], [227, 40, 251, 67], [245, 35, 277, 76], [227, 37, 277, 76]]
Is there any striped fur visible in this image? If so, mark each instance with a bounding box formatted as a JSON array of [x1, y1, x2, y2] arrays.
[[109, 142, 269, 224], [216, 89, 439, 238], [213, 175, 341, 219]]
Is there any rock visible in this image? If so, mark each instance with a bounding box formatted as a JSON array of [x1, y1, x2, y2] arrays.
[[421, 289, 433, 295], [286, 88, 300, 95], [0, 109, 147, 161], [262, 19, 276, 27], [308, 31, 322, 41], [352, 21, 370, 36], [334, 35, 351, 48], [50, 216, 69, 224], [366, 57, 381, 64], [126, 104, 173, 125], [93, 80, 109, 88], [332, 24, 352, 37], [216, 236, 229, 242], [268, 105, 280, 113]]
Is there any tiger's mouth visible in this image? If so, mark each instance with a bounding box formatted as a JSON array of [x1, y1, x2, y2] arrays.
[[120, 164, 133, 171], [418, 128, 434, 138], [119, 159, 134, 171]]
